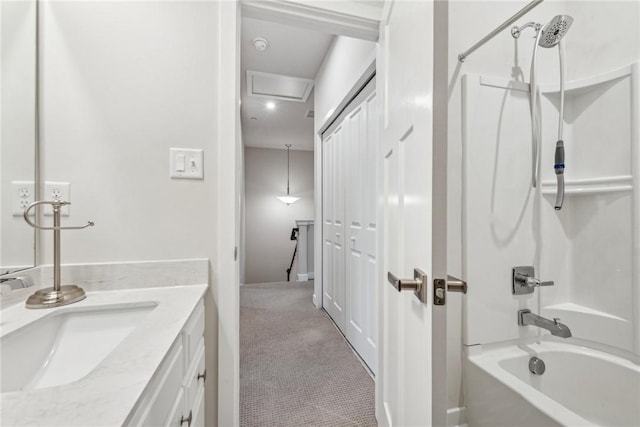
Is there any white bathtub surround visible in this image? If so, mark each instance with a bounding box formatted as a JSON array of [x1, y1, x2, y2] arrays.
[[0, 259, 208, 309], [464, 339, 640, 427], [462, 74, 541, 347], [1, 284, 207, 426], [461, 63, 640, 427], [462, 64, 640, 350], [538, 63, 640, 355]]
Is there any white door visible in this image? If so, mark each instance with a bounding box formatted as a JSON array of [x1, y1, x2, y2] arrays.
[[323, 124, 346, 332], [345, 80, 379, 373], [322, 78, 379, 372], [376, 1, 448, 426]]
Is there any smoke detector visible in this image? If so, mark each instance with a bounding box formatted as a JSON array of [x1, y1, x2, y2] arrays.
[[253, 37, 269, 51]]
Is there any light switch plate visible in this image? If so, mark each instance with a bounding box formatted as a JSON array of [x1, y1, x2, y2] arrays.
[[170, 148, 204, 179]]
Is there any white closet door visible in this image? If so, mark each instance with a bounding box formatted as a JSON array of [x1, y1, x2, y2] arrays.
[[345, 86, 378, 373], [323, 124, 346, 332], [322, 134, 334, 313], [322, 78, 378, 373]]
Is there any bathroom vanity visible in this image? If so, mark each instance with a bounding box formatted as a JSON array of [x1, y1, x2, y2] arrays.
[[0, 284, 207, 427]]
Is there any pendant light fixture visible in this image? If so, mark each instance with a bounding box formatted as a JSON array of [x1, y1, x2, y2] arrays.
[[277, 144, 300, 205]]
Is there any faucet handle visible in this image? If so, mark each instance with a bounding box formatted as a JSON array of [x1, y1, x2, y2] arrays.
[[553, 317, 562, 325], [512, 266, 554, 295]]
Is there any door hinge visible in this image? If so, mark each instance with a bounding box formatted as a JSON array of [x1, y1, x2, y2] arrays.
[[234, 246, 238, 261], [433, 275, 468, 305]]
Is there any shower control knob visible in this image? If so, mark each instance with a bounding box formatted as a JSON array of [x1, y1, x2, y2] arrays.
[[512, 266, 555, 295]]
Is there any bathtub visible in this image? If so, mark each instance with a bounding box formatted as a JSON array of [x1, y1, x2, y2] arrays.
[[464, 340, 640, 427]]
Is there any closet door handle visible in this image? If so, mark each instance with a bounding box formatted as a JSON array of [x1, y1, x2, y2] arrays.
[[197, 370, 206, 383]]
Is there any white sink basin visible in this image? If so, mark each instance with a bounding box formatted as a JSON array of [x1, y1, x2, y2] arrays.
[[1, 303, 156, 393]]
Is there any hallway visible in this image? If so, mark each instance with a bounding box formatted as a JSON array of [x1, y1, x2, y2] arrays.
[[240, 282, 376, 426]]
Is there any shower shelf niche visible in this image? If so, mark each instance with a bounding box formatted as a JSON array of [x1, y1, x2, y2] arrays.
[[538, 61, 639, 356], [539, 62, 638, 188]]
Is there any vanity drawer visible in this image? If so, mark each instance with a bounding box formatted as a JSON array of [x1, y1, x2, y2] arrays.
[[184, 339, 205, 408], [164, 387, 185, 427], [189, 380, 206, 427], [183, 300, 204, 362], [135, 340, 184, 427]]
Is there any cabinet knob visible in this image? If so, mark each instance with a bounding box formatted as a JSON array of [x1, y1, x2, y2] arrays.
[[180, 410, 193, 427], [197, 369, 206, 383]]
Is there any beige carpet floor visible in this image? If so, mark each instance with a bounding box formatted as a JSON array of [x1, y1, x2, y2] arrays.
[[240, 281, 377, 427]]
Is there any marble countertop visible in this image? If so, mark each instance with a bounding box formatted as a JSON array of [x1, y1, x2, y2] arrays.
[[0, 284, 207, 426]]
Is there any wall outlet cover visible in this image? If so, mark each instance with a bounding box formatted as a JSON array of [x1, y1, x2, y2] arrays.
[[12, 181, 35, 216], [44, 181, 70, 216]]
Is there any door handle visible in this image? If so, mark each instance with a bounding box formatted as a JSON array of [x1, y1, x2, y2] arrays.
[[387, 269, 428, 303], [433, 275, 468, 306]]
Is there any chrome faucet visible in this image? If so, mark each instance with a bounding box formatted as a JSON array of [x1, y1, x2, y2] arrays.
[[0, 276, 34, 291], [518, 309, 572, 338]]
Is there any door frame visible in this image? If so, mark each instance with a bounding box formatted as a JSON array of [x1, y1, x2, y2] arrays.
[[220, 1, 450, 424], [218, 2, 381, 425]]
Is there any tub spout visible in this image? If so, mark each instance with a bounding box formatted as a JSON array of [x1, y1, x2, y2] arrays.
[[518, 309, 572, 338]]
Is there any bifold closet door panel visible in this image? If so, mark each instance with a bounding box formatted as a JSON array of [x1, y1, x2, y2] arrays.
[[345, 89, 378, 374], [322, 124, 346, 332], [322, 79, 378, 373], [330, 124, 347, 332], [322, 133, 333, 312]]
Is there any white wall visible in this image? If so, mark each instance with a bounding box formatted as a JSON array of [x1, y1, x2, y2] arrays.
[[448, 0, 640, 411], [244, 146, 314, 284], [38, 1, 222, 424], [315, 36, 376, 133]]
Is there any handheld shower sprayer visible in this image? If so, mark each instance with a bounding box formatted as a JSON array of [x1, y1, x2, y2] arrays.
[[511, 15, 573, 210]]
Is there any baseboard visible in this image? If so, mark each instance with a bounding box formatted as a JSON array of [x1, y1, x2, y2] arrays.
[[447, 406, 467, 427]]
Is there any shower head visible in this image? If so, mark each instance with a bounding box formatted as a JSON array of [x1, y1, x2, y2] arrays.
[[538, 15, 573, 48]]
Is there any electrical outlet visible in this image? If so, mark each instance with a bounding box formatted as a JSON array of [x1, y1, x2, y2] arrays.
[[44, 181, 70, 216], [12, 181, 35, 216]]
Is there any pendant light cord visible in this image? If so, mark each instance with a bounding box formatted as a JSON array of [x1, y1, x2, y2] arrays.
[[286, 144, 291, 196]]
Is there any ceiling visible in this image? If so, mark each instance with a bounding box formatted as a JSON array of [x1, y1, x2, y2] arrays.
[[240, 17, 334, 152]]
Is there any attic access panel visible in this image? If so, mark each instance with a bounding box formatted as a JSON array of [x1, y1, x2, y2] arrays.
[[246, 70, 314, 103]]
